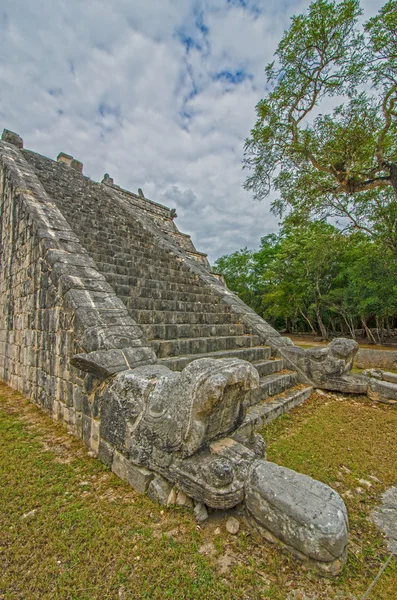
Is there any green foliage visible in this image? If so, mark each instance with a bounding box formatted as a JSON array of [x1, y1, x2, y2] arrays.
[[214, 223, 397, 339], [244, 0, 397, 253], [213, 235, 280, 315]]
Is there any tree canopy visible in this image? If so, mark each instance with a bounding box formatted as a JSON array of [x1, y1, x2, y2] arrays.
[[213, 224, 397, 340], [243, 0, 397, 252]]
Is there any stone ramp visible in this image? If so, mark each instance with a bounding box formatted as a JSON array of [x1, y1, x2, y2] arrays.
[[22, 147, 312, 420]]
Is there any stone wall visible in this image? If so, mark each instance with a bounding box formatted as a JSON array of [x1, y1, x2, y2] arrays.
[[0, 138, 156, 452]]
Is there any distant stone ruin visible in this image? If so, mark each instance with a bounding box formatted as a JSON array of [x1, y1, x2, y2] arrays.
[[0, 129, 353, 574]]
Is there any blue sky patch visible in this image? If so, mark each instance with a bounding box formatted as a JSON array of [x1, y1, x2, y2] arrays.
[[176, 32, 203, 52], [98, 102, 121, 120], [214, 70, 253, 84], [48, 88, 63, 97]]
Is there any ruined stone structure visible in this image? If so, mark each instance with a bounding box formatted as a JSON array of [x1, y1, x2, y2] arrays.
[[0, 129, 352, 574]]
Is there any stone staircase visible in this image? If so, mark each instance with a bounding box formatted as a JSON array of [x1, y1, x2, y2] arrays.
[[22, 149, 312, 429]]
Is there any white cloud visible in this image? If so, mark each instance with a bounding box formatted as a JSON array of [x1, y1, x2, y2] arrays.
[[0, 0, 386, 263]]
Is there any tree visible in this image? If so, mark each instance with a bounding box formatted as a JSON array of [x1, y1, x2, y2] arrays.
[[213, 248, 259, 311], [213, 236, 280, 315], [243, 0, 397, 253], [214, 225, 397, 340], [260, 222, 347, 339]]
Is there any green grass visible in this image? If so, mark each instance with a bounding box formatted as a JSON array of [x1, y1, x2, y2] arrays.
[[1, 384, 397, 599]]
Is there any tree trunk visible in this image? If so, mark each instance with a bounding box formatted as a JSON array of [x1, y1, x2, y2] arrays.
[[390, 163, 397, 197], [329, 316, 338, 335], [314, 294, 328, 340], [285, 317, 290, 333], [361, 317, 378, 344], [375, 316, 380, 343], [341, 313, 355, 338], [299, 309, 317, 336]]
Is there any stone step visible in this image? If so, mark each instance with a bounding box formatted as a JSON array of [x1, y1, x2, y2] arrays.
[[88, 246, 183, 267], [88, 231, 155, 248], [87, 239, 171, 256], [246, 372, 298, 406], [151, 334, 262, 359], [105, 272, 203, 291], [130, 309, 242, 326], [96, 261, 188, 280], [252, 358, 285, 378], [141, 322, 247, 340], [80, 231, 153, 248], [159, 346, 272, 371], [123, 297, 231, 314], [127, 288, 219, 304], [96, 263, 188, 280], [236, 385, 313, 437], [95, 242, 163, 258], [93, 254, 186, 274]]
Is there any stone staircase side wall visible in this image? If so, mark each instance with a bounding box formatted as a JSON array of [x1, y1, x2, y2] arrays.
[[0, 141, 157, 448]]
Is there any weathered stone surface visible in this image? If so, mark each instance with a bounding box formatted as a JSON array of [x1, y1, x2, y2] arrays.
[[98, 371, 155, 452], [2, 129, 23, 147], [318, 374, 369, 394], [112, 450, 154, 494], [167, 488, 177, 506], [176, 490, 194, 508], [282, 338, 364, 393], [364, 368, 397, 385], [368, 378, 397, 404], [147, 475, 172, 506], [356, 348, 397, 370], [71, 350, 129, 378], [98, 439, 114, 467], [372, 487, 397, 553], [128, 358, 259, 466], [168, 438, 256, 509], [194, 502, 209, 524], [226, 516, 240, 534], [245, 461, 348, 573]]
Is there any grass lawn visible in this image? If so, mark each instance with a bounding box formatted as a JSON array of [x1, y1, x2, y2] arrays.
[[1, 382, 397, 599]]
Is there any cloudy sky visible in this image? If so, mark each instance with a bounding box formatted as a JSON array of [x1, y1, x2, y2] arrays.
[[0, 0, 384, 263]]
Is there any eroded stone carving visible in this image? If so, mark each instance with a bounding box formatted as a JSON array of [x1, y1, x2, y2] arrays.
[[246, 461, 348, 575], [282, 338, 368, 393], [281, 337, 397, 403], [95, 357, 348, 574], [365, 369, 397, 404]]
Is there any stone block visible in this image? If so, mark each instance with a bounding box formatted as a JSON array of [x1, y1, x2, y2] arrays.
[[90, 419, 100, 454], [71, 349, 129, 378], [98, 439, 114, 468], [63, 405, 70, 423], [112, 451, 154, 494], [356, 348, 397, 370], [71, 386, 82, 411], [245, 461, 348, 574], [82, 414, 91, 447], [147, 475, 172, 505], [80, 324, 144, 353], [2, 129, 23, 148], [368, 378, 397, 404], [57, 152, 73, 166]]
